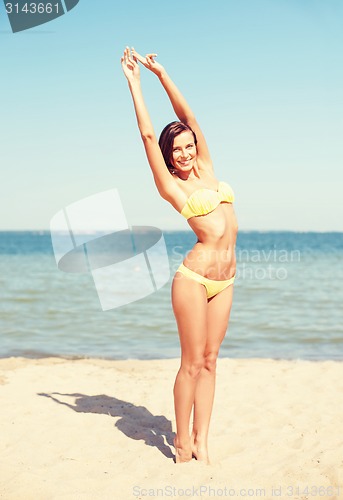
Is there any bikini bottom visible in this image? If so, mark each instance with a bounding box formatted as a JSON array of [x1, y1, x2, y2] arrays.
[[176, 263, 235, 299]]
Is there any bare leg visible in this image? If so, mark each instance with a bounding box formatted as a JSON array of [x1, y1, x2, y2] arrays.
[[191, 356, 216, 463], [191, 285, 234, 463], [171, 272, 208, 463]]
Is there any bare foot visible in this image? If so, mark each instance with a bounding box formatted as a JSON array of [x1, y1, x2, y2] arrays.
[[173, 436, 192, 463], [191, 433, 210, 464]]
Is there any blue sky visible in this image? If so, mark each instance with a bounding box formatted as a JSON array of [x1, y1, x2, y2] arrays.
[[0, 0, 342, 231]]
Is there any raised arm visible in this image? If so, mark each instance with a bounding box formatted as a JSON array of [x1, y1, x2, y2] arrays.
[[121, 47, 176, 198], [132, 48, 213, 171]]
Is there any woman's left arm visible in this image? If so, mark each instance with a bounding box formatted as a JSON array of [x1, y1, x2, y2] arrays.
[[132, 49, 213, 171]]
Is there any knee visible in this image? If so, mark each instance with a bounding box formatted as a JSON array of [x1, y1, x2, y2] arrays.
[[204, 352, 218, 374], [182, 358, 205, 379]]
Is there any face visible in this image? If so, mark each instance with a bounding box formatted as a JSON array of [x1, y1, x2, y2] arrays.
[[171, 131, 197, 172]]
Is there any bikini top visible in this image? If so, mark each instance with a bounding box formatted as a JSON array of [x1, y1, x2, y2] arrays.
[[180, 181, 235, 220]]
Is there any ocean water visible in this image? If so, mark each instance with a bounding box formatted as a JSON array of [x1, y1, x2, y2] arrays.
[[0, 230, 342, 361]]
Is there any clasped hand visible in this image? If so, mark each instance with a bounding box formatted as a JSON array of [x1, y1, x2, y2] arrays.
[[121, 46, 164, 81]]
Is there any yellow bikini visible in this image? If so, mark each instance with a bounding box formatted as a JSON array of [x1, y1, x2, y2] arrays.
[[180, 181, 235, 220], [176, 180, 236, 299], [176, 263, 235, 299]]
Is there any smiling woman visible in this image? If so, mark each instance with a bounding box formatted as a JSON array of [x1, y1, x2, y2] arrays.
[[121, 46, 238, 465], [158, 121, 198, 175], [172, 132, 197, 170]]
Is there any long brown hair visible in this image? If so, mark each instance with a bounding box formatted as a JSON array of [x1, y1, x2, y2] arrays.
[[158, 121, 197, 173]]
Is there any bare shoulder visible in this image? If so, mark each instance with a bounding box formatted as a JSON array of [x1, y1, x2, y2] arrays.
[[159, 175, 185, 209]]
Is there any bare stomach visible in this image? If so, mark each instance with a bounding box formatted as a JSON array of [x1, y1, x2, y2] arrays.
[[183, 204, 238, 280], [183, 242, 236, 280]]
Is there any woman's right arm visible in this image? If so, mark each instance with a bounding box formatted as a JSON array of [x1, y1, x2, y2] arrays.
[[121, 47, 176, 199]]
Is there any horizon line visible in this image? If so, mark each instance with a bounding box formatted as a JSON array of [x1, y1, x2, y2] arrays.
[[0, 228, 342, 234]]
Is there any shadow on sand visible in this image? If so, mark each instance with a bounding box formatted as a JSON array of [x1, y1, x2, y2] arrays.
[[38, 392, 175, 459]]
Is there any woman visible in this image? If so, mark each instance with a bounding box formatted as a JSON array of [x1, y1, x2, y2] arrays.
[[121, 47, 238, 464]]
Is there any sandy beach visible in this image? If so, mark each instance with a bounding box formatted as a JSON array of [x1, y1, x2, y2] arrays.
[[0, 356, 342, 500]]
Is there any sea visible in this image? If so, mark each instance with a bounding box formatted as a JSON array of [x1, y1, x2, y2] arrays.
[[0, 230, 342, 361]]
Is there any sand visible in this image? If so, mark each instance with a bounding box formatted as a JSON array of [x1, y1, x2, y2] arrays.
[[0, 356, 342, 500]]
